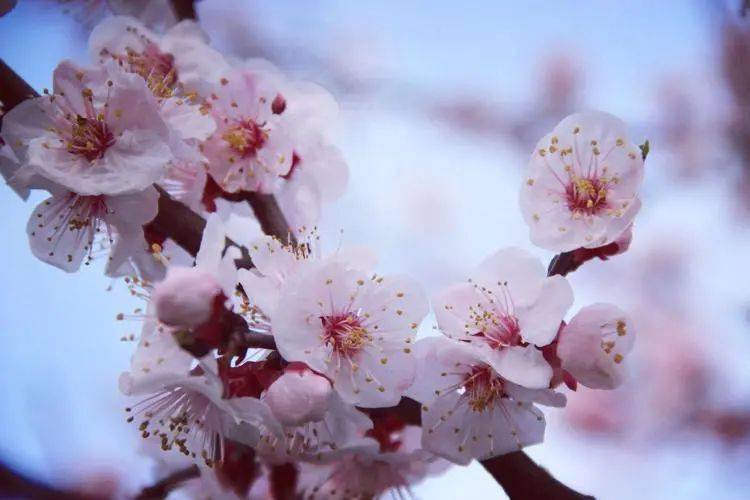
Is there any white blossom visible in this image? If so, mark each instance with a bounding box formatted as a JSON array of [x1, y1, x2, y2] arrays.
[[520, 111, 644, 252]]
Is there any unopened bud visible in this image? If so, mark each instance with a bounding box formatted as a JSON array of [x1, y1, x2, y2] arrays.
[[271, 93, 286, 114], [264, 369, 332, 426], [152, 267, 223, 328], [557, 303, 635, 390]]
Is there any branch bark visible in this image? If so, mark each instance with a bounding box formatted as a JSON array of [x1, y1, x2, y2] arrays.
[[0, 58, 37, 126], [382, 398, 593, 499], [482, 452, 593, 500], [148, 185, 206, 256], [0, 462, 105, 500], [0, 49, 594, 500], [135, 465, 199, 500], [547, 251, 576, 277], [244, 192, 297, 246], [169, 0, 197, 21]]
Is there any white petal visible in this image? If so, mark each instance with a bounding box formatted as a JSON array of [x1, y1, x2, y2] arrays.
[[516, 275, 573, 346], [160, 97, 216, 141], [471, 247, 546, 307], [432, 282, 481, 340], [483, 345, 552, 389]]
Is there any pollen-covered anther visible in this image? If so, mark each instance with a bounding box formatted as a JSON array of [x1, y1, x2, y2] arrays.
[[565, 175, 612, 216], [222, 119, 269, 158], [67, 114, 115, 161], [464, 366, 505, 413], [320, 312, 372, 356]]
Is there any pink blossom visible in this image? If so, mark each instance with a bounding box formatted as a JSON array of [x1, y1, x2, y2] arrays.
[[199, 60, 349, 220], [407, 337, 565, 464], [266, 65, 348, 227], [119, 315, 278, 467], [90, 18, 219, 149], [89, 15, 228, 97], [272, 257, 428, 407], [434, 247, 572, 389], [0, 60, 210, 274], [200, 68, 294, 194], [255, 391, 373, 465], [2, 60, 174, 196], [300, 424, 447, 498], [237, 235, 378, 326], [131, 214, 248, 353], [520, 111, 644, 252], [557, 303, 635, 390], [25, 186, 158, 272]]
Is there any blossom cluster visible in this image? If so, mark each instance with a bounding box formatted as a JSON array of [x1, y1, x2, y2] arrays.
[[0, 7, 645, 499]]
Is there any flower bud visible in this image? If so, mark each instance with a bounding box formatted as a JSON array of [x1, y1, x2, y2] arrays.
[[264, 369, 332, 426], [152, 267, 223, 328], [557, 303, 635, 390]]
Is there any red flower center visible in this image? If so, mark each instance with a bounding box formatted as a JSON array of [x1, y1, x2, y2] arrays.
[[464, 366, 505, 412], [469, 302, 522, 349], [126, 43, 178, 97], [67, 115, 115, 161], [565, 176, 610, 216], [222, 119, 268, 158], [320, 312, 371, 356], [481, 314, 521, 349]]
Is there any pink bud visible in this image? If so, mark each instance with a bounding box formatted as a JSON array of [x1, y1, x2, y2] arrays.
[[557, 303, 635, 390], [152, 267, 223, 328], [271, 93, 287, 114], [264, 369, 332, 426]]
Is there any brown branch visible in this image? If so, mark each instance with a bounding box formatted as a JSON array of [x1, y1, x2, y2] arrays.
[[135, 465, 199, 500], [147, 185, 258, 269], [0, 58, 38, 126], [0, 56, 593, 500], [244, 192, 297, 246], [169, 0, 197, 21], [482, 453, 593, 500], [0, 0, 16, 18], [382, 398, 593, 499], [148, 185, 206, 256], [0, 462, 104, 500], [547, 251, 576, 277]]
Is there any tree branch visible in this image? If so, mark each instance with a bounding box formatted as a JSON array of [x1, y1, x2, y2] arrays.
[[382, 398, 593, 499], [0, 462, 104, 500], [169, 0, 197, 21], [0, 58, 37, 127], [135, 465, 199, 500], [148, 185, 206, 256], [244, 192, 297, 246], [482, 452, 593, 500], [0, 0, 16, 18], [0, 53, 594, 500], [547, 251, 576, 277]]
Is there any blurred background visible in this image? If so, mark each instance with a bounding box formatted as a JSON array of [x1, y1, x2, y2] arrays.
[[2, 0, 750, 498]]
